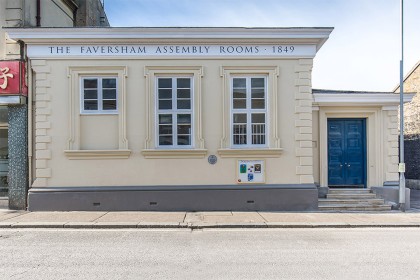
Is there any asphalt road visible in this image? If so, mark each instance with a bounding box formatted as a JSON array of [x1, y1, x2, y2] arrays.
[[1, 228, 420, 280]]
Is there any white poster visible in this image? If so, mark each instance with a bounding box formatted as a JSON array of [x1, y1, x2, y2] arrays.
[[237, 160, 265, 184]]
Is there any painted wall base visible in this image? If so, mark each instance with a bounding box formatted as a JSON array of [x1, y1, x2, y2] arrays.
[[28, 184, 318, 211], [372, 183, 411, 209], [317, 186, 329, 198]]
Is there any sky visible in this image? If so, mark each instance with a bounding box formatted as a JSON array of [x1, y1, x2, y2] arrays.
[[104, 0, 420, 92]]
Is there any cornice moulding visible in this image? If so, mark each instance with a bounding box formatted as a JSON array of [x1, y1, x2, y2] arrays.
[[6, 27, 334, 38], [6, 27, 333, 50], [313, 93, 415, 106]]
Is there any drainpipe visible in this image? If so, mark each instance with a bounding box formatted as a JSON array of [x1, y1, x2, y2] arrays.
[[27, 59, 33, 198], [36, 0, 41, 27], [73, 8, 77, 27]]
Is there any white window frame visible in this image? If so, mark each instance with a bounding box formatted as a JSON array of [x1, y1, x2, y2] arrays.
[[218, 66, 282, 158], [142, 66, 206, 159], [80, 76, 118, 114], [231, 76, 268, 148], [65, 66, 130, 159], [155, 76, 194, 149]]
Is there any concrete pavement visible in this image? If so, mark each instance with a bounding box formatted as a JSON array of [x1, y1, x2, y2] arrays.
[[1, 189, 420, 229], [2, 210, 420, 229], [0, 197, 7, 209]]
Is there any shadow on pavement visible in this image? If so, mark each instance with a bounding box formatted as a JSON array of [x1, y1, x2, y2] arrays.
[[410, 189, 420, 210], [0, 197, 8, 210]]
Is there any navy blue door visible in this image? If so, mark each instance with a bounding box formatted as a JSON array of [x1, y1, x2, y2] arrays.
[[328, 119, 366, 187]]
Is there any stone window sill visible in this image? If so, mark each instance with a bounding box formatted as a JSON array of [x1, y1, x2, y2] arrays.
[[217, 148, 283, 158], [64, 150, 131, 160], [141, 149, 207, 159]]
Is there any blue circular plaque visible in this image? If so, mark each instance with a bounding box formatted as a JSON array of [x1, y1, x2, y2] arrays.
[[208, 155, 217, 165]]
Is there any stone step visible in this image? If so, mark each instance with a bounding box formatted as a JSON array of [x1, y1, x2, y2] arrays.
[[318, 204, 392, 211], [319, 188, 391, 211], [319, 198, 385, 205], [328, 188, 371, 194], [327, 193, 377, 199]]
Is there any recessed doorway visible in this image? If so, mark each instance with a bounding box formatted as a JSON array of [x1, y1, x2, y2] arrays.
[[327, 118, 367, 188]]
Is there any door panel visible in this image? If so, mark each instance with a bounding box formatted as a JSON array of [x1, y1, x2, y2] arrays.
[[328, 122, 345, 185], [328, 119, 366, 187]]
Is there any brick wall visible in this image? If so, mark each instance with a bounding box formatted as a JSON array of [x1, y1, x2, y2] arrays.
[[75, 0, 110, 27]]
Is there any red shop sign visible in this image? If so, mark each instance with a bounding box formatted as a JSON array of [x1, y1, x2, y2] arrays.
[[0, 61, 28, 96]]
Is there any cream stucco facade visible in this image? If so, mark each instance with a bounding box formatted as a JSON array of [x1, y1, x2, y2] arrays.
[[6, 27, 414, 211]]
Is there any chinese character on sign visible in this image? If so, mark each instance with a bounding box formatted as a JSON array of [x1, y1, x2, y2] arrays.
[[0, 61, 27, 95], [0, 67, 14, 89]]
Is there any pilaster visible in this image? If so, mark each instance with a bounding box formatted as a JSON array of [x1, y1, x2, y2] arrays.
[[294, 59, 314, 184], [385, 109, 399, 181], [31, 60, 52, 187]]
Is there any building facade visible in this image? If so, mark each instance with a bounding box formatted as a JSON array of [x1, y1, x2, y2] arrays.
[[394, 61, 420, 137], [394, 61, 420, 184], [5, 27, 413, 211], [0, 0, 108, 209]]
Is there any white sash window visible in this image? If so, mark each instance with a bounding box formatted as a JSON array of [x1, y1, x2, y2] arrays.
[[81, 77, 118, 114], [231, 76, 267, 147], [156, 77, 193, 148]]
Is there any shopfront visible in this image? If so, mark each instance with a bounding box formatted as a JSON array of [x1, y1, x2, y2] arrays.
[[0, 107, 8, 196], [0, 60, 28, 209], [6, 27, 412, 211]]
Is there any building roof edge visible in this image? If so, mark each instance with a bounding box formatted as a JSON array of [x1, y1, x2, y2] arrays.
[[392, 60, 420, 92], [6, 27, 333, 51]]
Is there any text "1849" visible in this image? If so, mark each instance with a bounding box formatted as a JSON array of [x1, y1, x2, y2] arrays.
[[272, 46, 295, 53]]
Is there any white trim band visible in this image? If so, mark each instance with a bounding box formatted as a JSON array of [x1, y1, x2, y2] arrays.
[[313, 93, 414, 106], [26, 44, 316, 58]]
